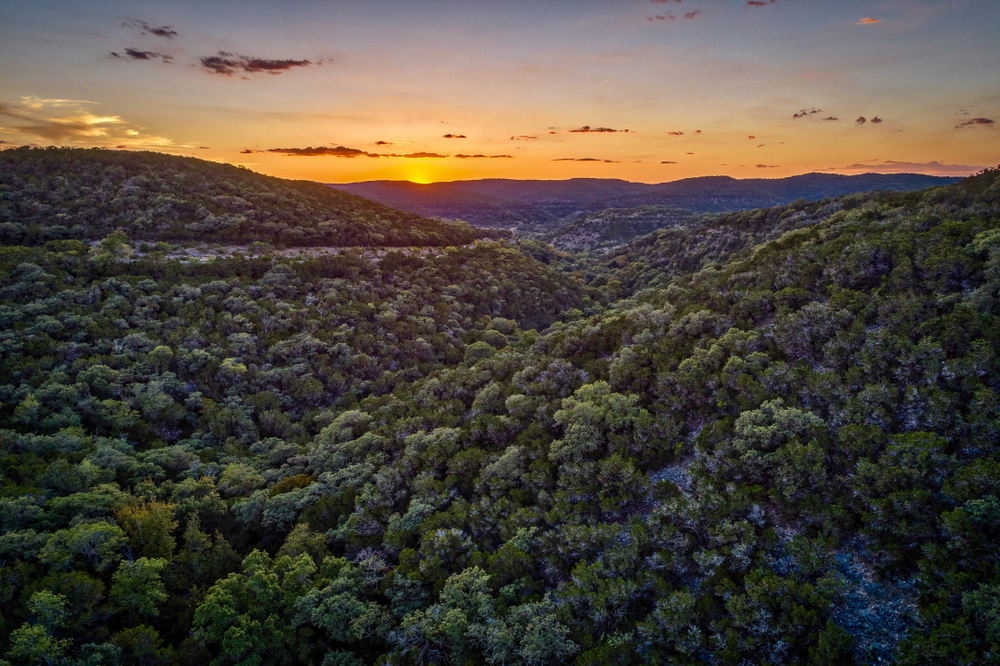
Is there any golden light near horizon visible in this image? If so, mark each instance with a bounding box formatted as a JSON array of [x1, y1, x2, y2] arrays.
[[0, 0, 997, 183]]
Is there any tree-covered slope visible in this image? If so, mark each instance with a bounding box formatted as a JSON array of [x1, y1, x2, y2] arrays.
[[0, 147, 506, 248], [0, 167, 999, 666]]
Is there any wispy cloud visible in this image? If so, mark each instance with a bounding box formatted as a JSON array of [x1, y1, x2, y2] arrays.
[[552, 157, 620, 163], [855, 116, 867, 126], [454, 154, 513, 159], [956, 117, 995, 129], [666, 131, 684, 136], [870, 116, 883, 124], [19, 97, 95, 111], [121, 19, 178, 39], [792, 108, 822, 119], [684, 10, 701, 19], [822, 159, 985, 176], [757, 164, 779, 168], [200, 52, 312, 76], [822, 116, 838, 121], [0, 103, 122, 142], [746, 0, 777, 6], [857, 18, 880, 25], [0, 99, 170, 146], [442, 134, 466, 139], [661, 160, 678, 164]]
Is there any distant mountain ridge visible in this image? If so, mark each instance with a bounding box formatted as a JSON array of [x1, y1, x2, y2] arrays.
[[329, 172, 962, 232]]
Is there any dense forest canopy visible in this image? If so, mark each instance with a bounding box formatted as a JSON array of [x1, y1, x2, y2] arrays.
[[0, 152, 999, 666], [0, 148, 507, 248]]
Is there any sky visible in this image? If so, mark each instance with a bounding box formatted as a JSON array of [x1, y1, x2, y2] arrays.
[[1, 0, 998, 184]]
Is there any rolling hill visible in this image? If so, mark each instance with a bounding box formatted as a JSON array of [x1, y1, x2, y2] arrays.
[[0, 147, 508, 248]]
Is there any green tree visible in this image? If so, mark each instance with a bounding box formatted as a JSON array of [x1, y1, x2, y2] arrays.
[[109, 558, 169, 617]]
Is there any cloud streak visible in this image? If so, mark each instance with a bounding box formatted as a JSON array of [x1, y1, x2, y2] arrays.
[[552, 157, 620, 163], [857, 18, 880, 25], [200, 52, 312, 76], [110, 48, 173, 63], [822, 159, 986, 176], [266, 145, 461, 159]]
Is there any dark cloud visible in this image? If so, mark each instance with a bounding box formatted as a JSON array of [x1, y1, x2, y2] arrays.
[[396, 152, 447, 159], [648, 14, 676, 21], [200, 52, 312, 76], [956, 118, 995, 129], [112, 48, 173, 63], [746, 0, 776, 6], [121, 19, 178, 39], [198, 146, 210, 150], [684, 10, 701, 19], [661, 161, 678, 164], [666, 131, 684, 136], [651, 0, 685, 4], [552, 158, 620, 163], [748, 135, 755, 139], [822, 116, 838, 121], [758, 144, 765, 148], [855, 116, 867, 126], [568, 125, 630, 133], [685, 152, 694, 155], [957, 109, 970, 116], [443, 134, 466, 139], [510, 135, 538, 140], [693, 130, 702, 134], [870, 116, 883, 124], [757, 164, 778, 168], [454, 154, 513, 159], [792, 108, 822, 119], [240, 149, 262, 154]]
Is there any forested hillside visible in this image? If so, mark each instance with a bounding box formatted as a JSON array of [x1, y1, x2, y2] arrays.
[[0, 158, 999, 666], [0, 148, 505, 248]]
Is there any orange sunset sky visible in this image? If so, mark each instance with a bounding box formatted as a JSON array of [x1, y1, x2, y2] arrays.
[[1, 0, 998, 184]]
